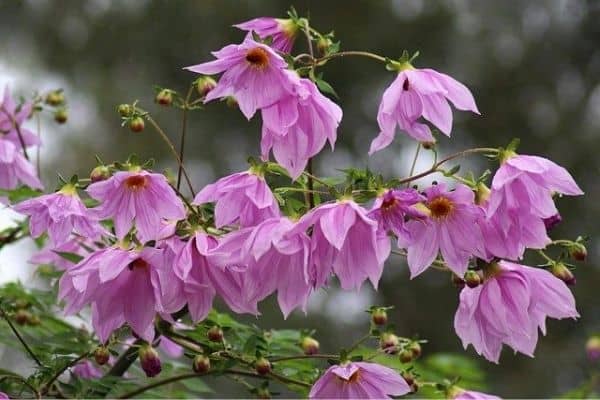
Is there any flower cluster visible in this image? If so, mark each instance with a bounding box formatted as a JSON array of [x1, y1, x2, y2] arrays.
[[7, 11, 586, 400]]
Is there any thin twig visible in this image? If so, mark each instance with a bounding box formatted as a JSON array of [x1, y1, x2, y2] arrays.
[[0, 306, 43, 366], [177, 85, 194, 191], [406, 143, 421, 187], [35, 112, 41, 177], [41, 351, 90, 395], [0, 105, 29, 159], [270, 354, 338, 362]]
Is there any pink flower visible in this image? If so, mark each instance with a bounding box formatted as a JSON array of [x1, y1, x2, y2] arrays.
[[0, 392, 8, 399], [0, 86, 41, 149], [369, 188, 426, 242], [235, 17, 299, 53], [370, 68, 479, 154], [293, 200, 390, 290], [14, 185, 105, 246], [29, 236, 94, 270], [87, 170, 185, 242], [309, 361, 410, 399], [0, 139, 42, 191], [482, 155, 583, 260], [174, 231, 259, 321], [185, 38, 297, 119], [193, 170, 280, 228], [454, 261, 578, 363], [210, 217, 312, 318], [261, 77, 342, 179], [402, 183, 485, 278], [159, 336, 184, 358], [449, 387, 501, 400], [59, 246, 185, 343], [72, 360, 103, 379]]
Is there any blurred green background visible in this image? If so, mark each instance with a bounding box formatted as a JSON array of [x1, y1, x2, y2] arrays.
[[1, 0, 598, 398]]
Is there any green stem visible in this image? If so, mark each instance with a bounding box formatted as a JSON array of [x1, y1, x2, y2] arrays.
[[406, 143, 421, 187], [41, 351, 90, 395], [177, 85, 194, 191], [348, 333, 371, 352], [270, 354, 338, 362], [0, 306, 43, 366]]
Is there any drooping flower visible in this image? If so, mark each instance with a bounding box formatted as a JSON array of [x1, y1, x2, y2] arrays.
[[59, 245, 185, 342], [309, 361, 411, 399], [370, 67, 479, 154], [482, 154, 583, 260], [210, 217, 312, 318], [14, 184, 105, 246], [454, 260, 578, 363], [72, 360, 103, 379], [87, 170, 185, 242], [235, 17, 300, 53], [261, 76, 342, 179], [402, 183, 485, 278], [193, 170, 280, 228], [0, 392, 8, 399], [0, 139, 42, 191], [184, 38, 297, 119], [292, 200, 390, 290], [448, 386, 501, 400], [174, 231, 259, 321], [29, 236, 94, 271], [368, 188, 426, 242], [0, 86, 41, 149]]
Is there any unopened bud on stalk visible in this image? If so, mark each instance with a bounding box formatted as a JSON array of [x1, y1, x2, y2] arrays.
[[401, 371, 415, 386], [586, 336, 600, 362], [317, 37, 333, 54], [14, 309, 32, 325], [569, 243, 587, 262], [117, 104, 133, 117], [155, 89, 173, 106], [196, 76, 217, 97], [551, 263, 576, 286], [255, 357, 272, 375], [464, 270, 482, 288], [225, 96, 238, 109], [409, 341, 422, 358], [54, 108, 68, 124], [421, 141, 436, 150], [475, 182, 491, 205], [371, 308, 388, 326], [399, 349, 414, 363], [380, 333, 400, 354], [90, 165, 111, 182], [301, 336, 320, 355], [192, 354, 211, 374], [45, 90, 65, 106], [207, 325, 224, 342], [94, 346, 110, 366], [129, 116, 145, 133], [139, 345, 161, 377]]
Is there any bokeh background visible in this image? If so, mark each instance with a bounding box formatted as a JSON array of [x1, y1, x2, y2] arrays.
[[0, 0, 599, 398]]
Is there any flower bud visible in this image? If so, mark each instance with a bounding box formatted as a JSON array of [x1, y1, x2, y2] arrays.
[[196, 76, 217, 97], [409, 341, 422, 359], [90, 165, 111, 183], [207, 326, 224, 342], [129, 117, 145, 133], [543, 213, 562, 230], [475, 182, 491, 205], [586, 336, 600, 362], [401, 371, 415, 386], [569, 243, 587, 262], [45, 90, 65, 106], [255, 357, 271, 375], [380, 333, 400, 354], [399, 349, 414, 363], [451, 274, 465, 289], [464, 270, 482, 288], [94, 346, 110, 366], [371, 308, 388, 326], [117, 104, 133, 117], [192, 354, 211, 374], [139, 345, 161, 377], [317, 37, 333, 54], [410, 381, 419, 393], [14, 309, 32, 325], [29, 315, 40, 325], [301, 336, 320, 355], [550, 263, 576, 286], [54, 108, 68, 124], [155, 89, 173, 106], [225, 96, 238, 109], [421, 141, 436, 150]]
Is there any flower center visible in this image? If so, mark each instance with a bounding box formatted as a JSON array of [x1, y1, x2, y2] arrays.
[[124, 175, 148, 191], [337, 370, 360, 384], [245, 47, 269, 69], [428, 196, 454, 219], [129, 258, 149, 270], [381, 197, 399, 212], [402, 78, 410, 91]]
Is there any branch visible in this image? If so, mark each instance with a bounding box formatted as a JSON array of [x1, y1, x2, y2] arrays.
[[177, 85, 194, 191], [0, 305, 43, 367], [41, 351, 90, 395]]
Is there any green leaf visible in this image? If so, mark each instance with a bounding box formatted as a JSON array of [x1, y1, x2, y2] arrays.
[[53, 251, 84, 264], [315, 78, 338, 98]]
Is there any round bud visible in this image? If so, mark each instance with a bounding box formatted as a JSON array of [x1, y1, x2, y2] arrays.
[[196, 76, 217, 97], [409, 342, 422, 359], [255, 357, 271, 375], [94, 346, 110, 366], [45, 91, 65, 106], [207, 326, 224, 342], [399, 349, 414, 363], [129, 117, 145, 133], [569, 243, 587, 262], [117, 104, 133, 117], [464, 270, 482, 288], [421, 141, 436, 150], [90, 165, 111, 183], [586, 336, 600, 362], [452, 274, 465, 289], [401, 371, 414, 386], [380, 333, 400, 355], [551, 263, 576, 286], [54, 108, 68, 124], [155, 89, 173, 106], [301, 336, 320, 355], [139, 345, 161, 377], [14, 309, 32, 325], [192, 354, 211, 374], [410, 381, 419, 393], [29, 315, 40, 325], [316, 37, 333, 54], [15, 299, 29, 309], [371, 308, 388, 326], [225, 96, 238, 109]]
